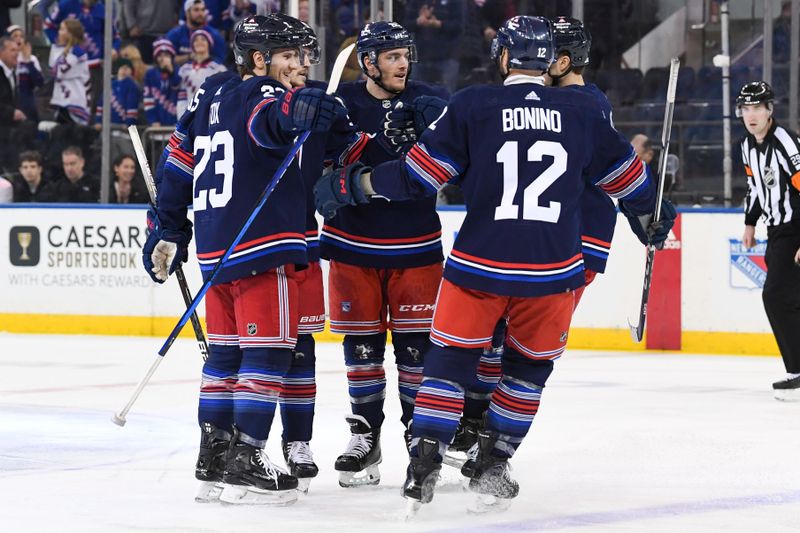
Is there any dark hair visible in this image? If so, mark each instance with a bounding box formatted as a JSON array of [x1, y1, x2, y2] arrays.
[[113, 153, 135, 167], [557, 51, 585, 75], [0, 35, 14, 51], [19, 150, 42, 166], [62, 145, 84, 159]]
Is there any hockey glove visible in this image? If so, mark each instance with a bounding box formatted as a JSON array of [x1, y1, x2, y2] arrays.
[[314, 162, 371, 219], [142, 218, 193, 283], [619, 198, 677, 250], [277, 87, 345, 133], [383, 96, 447, 146]]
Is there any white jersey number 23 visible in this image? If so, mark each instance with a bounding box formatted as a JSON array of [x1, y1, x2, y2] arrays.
[[193, 130, 234, 212]]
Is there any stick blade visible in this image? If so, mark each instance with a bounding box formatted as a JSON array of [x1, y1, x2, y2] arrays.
[[628, 319, 644, 343], [111, 413, 127, 427], [326, 43, 355, 95]]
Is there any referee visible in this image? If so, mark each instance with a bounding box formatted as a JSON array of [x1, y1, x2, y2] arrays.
[[739, 81, 800, 401]]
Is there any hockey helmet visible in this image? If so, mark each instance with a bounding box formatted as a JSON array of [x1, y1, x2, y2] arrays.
[[551, 16, 591, 67], [735, 81, 774, 117], [356, 21, 417, 73], [491, 16, 556, 73], [232, 14, 317, 69]]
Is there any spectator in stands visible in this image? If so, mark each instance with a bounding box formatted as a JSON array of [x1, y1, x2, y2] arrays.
[[45, 1, 121, 120], [0, 35, 25, 125], [631, 133, 655, 165], [176, 30, 226, 116], [110, 154, 146, 204], [181, 0, 230, 32], [28, 13, 51, 69], [8, 150, 56, 202], [120, 43, 147, 87], [51, 146, 98, 202], [7, 25, 44, 123], [49, 19, 91, 125], [95, 58, 140, 127], [144, 39, 180, 127], [298, 0, 311, 23], [121, 0, 179, 63], [167, 0, 227, 65], [227, 0, 282, 26], [403, 0, 464, 92]]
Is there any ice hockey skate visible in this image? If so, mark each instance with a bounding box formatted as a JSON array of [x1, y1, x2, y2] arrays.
[[283, 440, 319, 493], [334, 415, 382, 487], [466, 431, 519, 514], [194, 422, 229, 503], [773, 375, 800, 401], [403, 436, 443, 518], [443, 417, 481, 470], [219, 427, 298, 505]]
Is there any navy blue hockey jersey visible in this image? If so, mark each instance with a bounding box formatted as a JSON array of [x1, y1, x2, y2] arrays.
[[569, 83, 618, 273], [369, 75, 656, 297], [159, 75, 308, 285], [319, 80, 450, 269]]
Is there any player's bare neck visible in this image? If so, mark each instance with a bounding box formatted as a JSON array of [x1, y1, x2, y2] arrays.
[[560, 72, 585, 87], [366, 78, 396, 101], [755, 118, 773, 144]]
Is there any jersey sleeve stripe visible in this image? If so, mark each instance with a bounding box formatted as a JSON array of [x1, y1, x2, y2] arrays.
[[165, 146, 194, 180], [339, 132, 369, 166], [597, 154, 649, 199], [246, 97, 277, 148]]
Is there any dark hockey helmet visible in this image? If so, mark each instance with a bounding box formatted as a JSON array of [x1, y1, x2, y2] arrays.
[[551, 16, 591, 67], [736, 81, 774, 117], [356, 21, 418, 73], [491, 16, 556, 73], [232, 14, 313, 69]]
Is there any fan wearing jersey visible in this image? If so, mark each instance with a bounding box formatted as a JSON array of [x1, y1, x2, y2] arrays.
[[314, 16, 676, 509], [320, 21, 450, 489], [143, 14, 344, 506]]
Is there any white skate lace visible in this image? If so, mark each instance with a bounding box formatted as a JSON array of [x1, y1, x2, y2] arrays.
[[343, 433, 372, 459], [287, 441, 314, 465], [255, 449, 287, 485], [466, 443, 479, 463]]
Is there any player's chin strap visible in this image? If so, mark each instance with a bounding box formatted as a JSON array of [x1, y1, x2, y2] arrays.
[[548, 64, 573, 87], [367, 64, 412, 96]]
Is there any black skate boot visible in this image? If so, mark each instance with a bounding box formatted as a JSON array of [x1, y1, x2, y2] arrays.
[[334, 415, 382, 487], [466, 431, 519, 513], [773, 375, 800, 401], [282, 440, 319, 493], [194, 422, 229, 503], [443, 417, 481, 469], [403, 436, 443, 517], [219, 426, 298, 505]]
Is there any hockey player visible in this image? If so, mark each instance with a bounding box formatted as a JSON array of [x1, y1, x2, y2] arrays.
[[276, 19, 362, 493], [314, 15, 676, 510], [143, 14, 344, 505], [319, 21, 450, 488]]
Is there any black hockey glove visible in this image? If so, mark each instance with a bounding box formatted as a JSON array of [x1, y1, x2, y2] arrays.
[[619, 198, 676, 250], [383, 96, 447, 146], [142, 216, 192, 284], [314, 162, 371, 219], [277, 87, 344, 133]]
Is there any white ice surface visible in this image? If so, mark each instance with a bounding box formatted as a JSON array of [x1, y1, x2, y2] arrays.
[[1, 334, 799, 532]]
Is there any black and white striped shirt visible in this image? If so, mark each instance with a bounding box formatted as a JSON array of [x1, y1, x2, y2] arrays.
[[742, 121, 800, 227]]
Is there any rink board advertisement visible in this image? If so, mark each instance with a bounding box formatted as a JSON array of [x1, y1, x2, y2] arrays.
[[0, 205, 779, 355]]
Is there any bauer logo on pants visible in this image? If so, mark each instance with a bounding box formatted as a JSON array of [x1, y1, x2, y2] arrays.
[[729, 239, 767, 289], [9, 226, 40, 267]]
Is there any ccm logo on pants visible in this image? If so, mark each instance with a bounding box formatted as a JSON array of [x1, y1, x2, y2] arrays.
[[398, 304, 436, 312]]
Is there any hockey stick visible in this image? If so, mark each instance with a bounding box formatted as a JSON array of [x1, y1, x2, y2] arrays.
[[129, 125, 209, 362], [112, 43, 356, 427], [628, 57, 680, 343]]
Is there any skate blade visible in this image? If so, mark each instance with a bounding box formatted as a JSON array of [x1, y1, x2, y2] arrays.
[[774, 388, 800, 401], [219, 484, 298, 506], [337, 464, 381, 488], [404, 498, 422, 520], [195, 481, 223, 503], [297, 477, 312, 494], [467, 493, 512, 514], [442, 451, 467, 470]]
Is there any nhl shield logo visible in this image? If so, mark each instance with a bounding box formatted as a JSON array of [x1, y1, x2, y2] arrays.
[[729, 239, 767, 289], [559, 331, 568, 343], [247, 323, 257, 336], [341, 301, 351, 312]]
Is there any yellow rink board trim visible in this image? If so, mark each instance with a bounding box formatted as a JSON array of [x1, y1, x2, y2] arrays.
[[0, 313, 779, 357]]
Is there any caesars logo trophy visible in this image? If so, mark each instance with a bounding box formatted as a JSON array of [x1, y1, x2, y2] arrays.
[[9, 226, 40, 266]]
